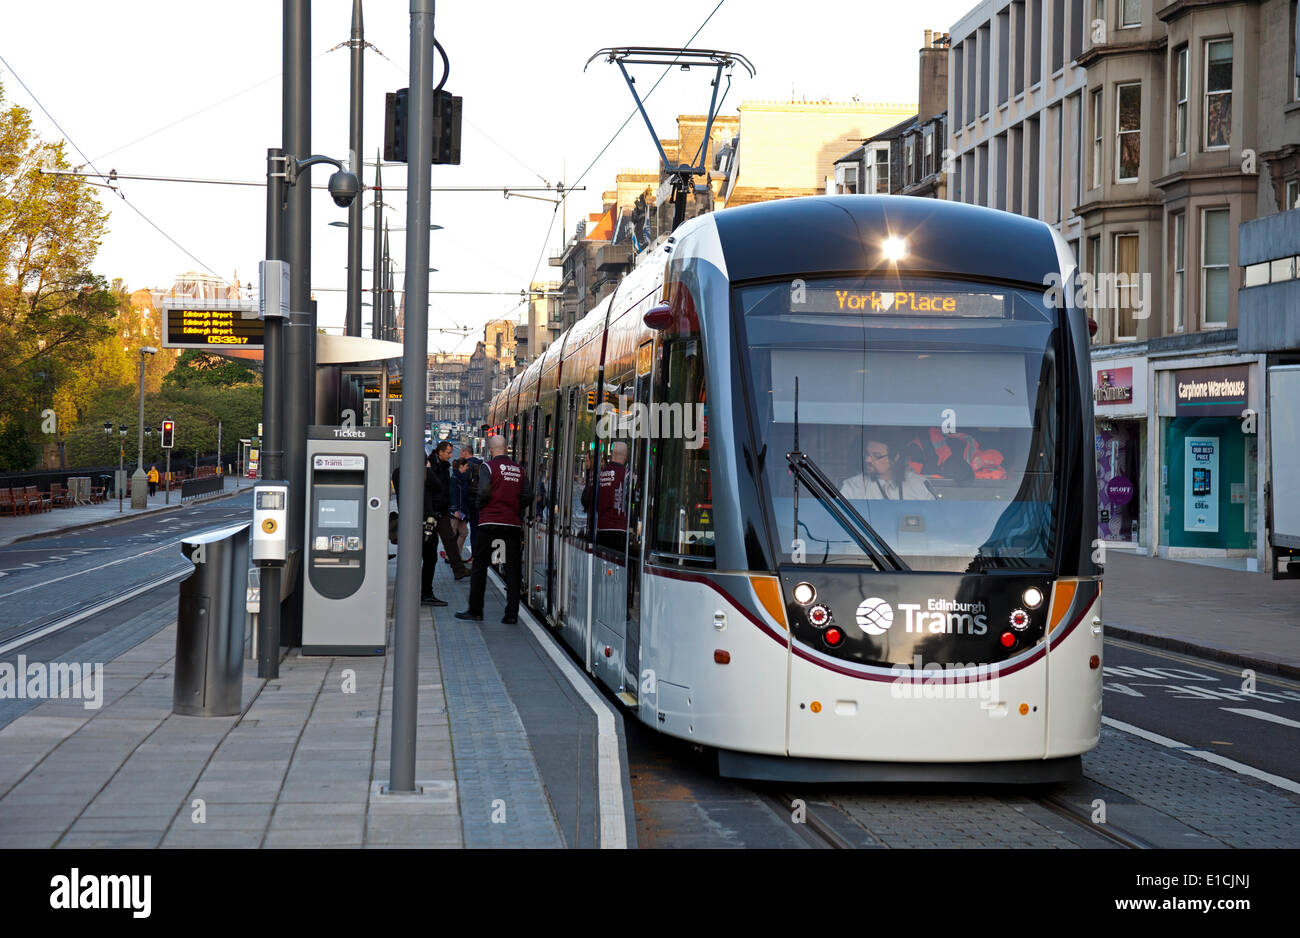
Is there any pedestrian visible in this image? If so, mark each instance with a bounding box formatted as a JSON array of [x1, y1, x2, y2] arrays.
[[459, 445, 482, 560], [582, 441, 630, 553], [456, 434, 531, 624], [147, 465, 159, 497], [423, 440, 471, 605], [449, 458, 470, 558]]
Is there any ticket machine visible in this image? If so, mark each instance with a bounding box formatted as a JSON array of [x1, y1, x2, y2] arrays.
[[302, 427, 391, 655]]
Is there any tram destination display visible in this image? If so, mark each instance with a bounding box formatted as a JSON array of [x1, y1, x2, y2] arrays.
[[161, 298, 264, 350], [797, 282, 1011, 318]]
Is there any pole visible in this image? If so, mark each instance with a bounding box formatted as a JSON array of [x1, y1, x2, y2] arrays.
[[217, 421, 222, 477], [372, 156, 383, 343], [118, 438, 124, 513], [282, 0, 312, 649], [131, 354, 148, 508], [166, 450, 171, 504], [390, 0, 435, 795], [345, 0, 365, 337], [259, 145, 287, 680]]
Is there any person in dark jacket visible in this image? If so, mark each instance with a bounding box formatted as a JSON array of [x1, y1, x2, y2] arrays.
[[423, 441, 471, 603], [448, 458, 470, 559], [458, 445, 482, 556], [456, 434, 531, 624]]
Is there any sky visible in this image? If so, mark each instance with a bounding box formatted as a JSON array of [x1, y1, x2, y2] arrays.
[[1, 0, 978, 355]]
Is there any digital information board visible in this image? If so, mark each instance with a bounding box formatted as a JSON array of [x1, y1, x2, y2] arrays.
[[162, 298, 264, 350]]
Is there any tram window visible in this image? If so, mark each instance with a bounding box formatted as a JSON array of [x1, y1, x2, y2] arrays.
[[737, 276, 1061, 572], [650, 337, 714, 563]]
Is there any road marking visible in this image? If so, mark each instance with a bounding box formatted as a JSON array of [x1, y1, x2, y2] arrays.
[[0, 567, 189, 656], [0, 539, 184, 600], [1220, 708, 1300, 730], [1102, 716, 1300, 795], [487, 572, 628, 850]]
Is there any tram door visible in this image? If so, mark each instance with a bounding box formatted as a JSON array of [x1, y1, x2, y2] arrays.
[[526, 405, 546, 612], [537, 404, 557, 619], [555, 387, 581, 642], [622, 346, 654, 697]]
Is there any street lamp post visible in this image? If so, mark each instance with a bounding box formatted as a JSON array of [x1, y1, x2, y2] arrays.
[[131, 347, 157, 509]]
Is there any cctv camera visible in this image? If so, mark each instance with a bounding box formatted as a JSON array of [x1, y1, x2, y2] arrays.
[[328, 170, 360, 208]]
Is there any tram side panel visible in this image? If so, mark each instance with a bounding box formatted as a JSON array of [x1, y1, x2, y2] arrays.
[[637, 570, 791, 756]]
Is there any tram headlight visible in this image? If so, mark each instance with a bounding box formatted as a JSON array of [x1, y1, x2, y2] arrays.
[[1022, 587, 1044, 609], [807, 604, 831, 628], [1009, 608, 1031, 631], [881, 236, 908, 262], [792, 582, 816, 605]]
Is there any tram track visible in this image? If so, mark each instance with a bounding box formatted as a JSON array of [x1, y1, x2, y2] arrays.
[[1028, 791, 1154, 849]]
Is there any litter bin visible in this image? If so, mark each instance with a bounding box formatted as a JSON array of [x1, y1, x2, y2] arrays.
[[173, 522, 250, 716]]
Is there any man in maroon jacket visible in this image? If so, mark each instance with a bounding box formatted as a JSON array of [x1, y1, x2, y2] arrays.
[[456, 435, 531, 624]]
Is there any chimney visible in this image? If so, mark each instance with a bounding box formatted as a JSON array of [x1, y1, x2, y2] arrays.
[[918, 28, 949, 123]]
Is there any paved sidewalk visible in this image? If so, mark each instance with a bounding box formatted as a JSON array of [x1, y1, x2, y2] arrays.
[[0, 476, 252, 547], [0, 583, 461, 848], [1102, 549, 1300, 678], [0, 548, 630, 848]]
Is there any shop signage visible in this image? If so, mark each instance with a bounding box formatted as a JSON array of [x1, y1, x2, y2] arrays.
[[1094, 367, 1134, 405], [1107, 476, 1135, 506], [1174, 365, 1249, 417], [1184, 436, 1220, 533]]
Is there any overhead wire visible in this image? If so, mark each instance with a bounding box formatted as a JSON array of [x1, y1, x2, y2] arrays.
[[0, 51, 231, 284]]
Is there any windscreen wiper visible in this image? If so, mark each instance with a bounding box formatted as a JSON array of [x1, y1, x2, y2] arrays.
[[785, 450, 910, 572]]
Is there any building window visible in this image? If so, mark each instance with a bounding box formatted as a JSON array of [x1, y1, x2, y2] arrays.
[[1014, 0, 1026, 93], [1204, 39, 1232, 150], [869, 143, 890, 193], [1030, 0, 1044, 84], [905, 139, 914, 186], [980, 23, 992, 115], [954, 44, 965, 124], [1052, 0, 1065, 73], [1093, 0, 1104, 35], [1287, 179, 1299, 211], [1174, 46, 1188, 157], [1087, 234, 1101, 320], [998, 10, 1011, 106], [1201, 207, 1230, 326], [924, 130, 933, 176], [1114, 233, 1139, 339], [1120, 0, 1139, 27], [1172, 212, 1185, 332], [1091, 88, 1103, 188], [1116, 82, 1140, 182]]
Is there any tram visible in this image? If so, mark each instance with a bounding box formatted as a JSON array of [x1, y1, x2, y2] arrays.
[[486, 195, 1102, 782]]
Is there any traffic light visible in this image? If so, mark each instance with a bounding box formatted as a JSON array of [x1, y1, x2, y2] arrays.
[[586, 389, 597, 410], [384, 88, 462, 164], [160, 419, 175, 449]]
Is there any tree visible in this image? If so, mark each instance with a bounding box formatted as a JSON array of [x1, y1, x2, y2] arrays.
[[163, 349, 259, 390], [0, 80, 112, 470]]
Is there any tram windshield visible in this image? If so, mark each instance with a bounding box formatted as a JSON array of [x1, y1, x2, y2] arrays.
[[737, 276, 1062, 573]]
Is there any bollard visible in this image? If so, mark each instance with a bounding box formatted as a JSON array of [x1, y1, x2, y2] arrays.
[[173, 523, 250, 716]]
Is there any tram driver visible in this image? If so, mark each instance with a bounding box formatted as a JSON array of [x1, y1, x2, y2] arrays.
[[840, 434, 936, 501]]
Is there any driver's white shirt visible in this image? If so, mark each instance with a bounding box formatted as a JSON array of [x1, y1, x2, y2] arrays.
[[840, 470, 935, 501]]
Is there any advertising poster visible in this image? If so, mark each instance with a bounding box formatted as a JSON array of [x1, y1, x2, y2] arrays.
[[1184, 436, 1219, 533]]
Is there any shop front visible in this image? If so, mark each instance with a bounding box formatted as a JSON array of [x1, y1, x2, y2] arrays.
[[1154, 358, 1265, 565], [1091, 355, 1149, 550]]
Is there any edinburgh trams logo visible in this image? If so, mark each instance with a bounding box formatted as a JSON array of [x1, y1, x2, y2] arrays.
[[854, 597, 990, 636], [855, 597, 894, 635]]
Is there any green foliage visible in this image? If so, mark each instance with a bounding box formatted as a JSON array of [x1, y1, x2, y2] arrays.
[[62, 384, 263, 470], [163, 349, 260, 390], [0, 80, 112, 471]]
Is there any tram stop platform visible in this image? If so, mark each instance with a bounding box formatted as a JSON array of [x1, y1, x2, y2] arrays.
[[0, 555, 637, 848]]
